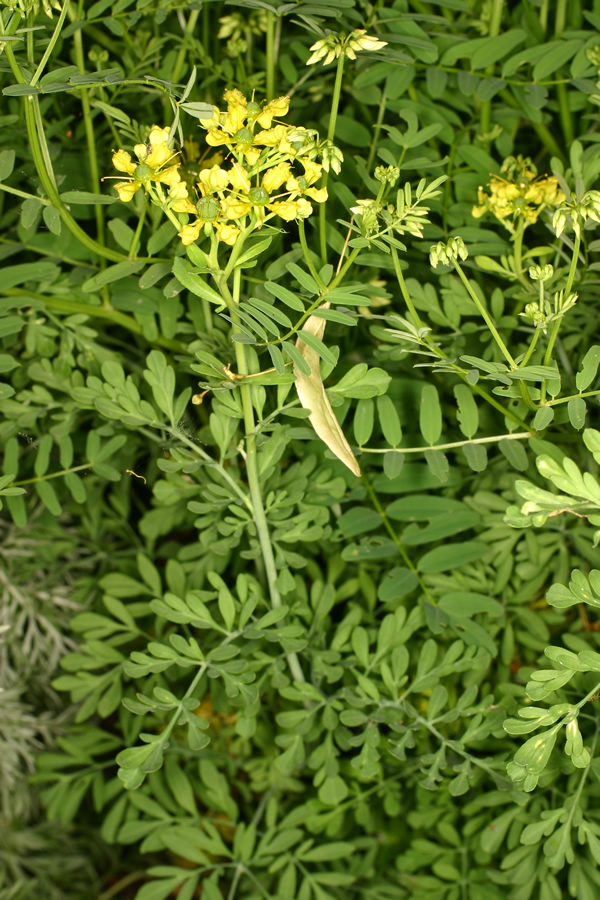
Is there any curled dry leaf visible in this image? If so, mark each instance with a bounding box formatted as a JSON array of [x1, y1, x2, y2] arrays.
[[293, 303, 361, 477]]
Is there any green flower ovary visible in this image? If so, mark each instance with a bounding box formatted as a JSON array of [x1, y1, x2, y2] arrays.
[[248, 186, 269, 207], [197, 196, 220, 222], [134, 164, 154, 183]]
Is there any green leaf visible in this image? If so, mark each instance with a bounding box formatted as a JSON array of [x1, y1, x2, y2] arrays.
[[0, 150, 15, 181], [283, 341, 311, 376], [499, 438, 528, 471], [353, 398, 374, 446], [568, 396, 586, 430], [418, 541, 487, 574], [454, 384, 478, 438], [60, 191, 118, 205], [300, 842, 355, 862], [533, 39, 583, 81], [377, 394, 402, 446], [82, 260, 145, 292], [576, 346, 600, 391], [424, 449, 449, 483], [172, 257, 224, 305], [533, 406, 554, 430], [377, 566, 419, 601], [470, 29, 527, 70], [420, 384, 442, 444], [265, 281, 305, 311], [35, 480, 62, 516]]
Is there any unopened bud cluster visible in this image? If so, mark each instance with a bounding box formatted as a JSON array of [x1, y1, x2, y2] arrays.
[[306, 29, 387, 66], [2, 0, 60, 14], [375, 165, 400, 186], [528, 264, 553, 283], [521, 290, 577, 332], [430, 237, 468, 268], [552, 190, 600, 238]]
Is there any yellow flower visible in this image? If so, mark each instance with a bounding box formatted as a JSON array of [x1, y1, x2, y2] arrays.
[[198, 164, 230, 194], [114, 181, 140, 202], [178, 221, 202, 245], [286, 159, 328, 203], [108, 125, 181, 203], [214, 221, 240, 245], [229, 163, 251, 193], [223, 197, 252, 219], [112, 149, 136, 175], [168, 182, 196, 214], [261, 163, 292, 194], [255, 95, 290, 129], [254, 125, 288, 146]]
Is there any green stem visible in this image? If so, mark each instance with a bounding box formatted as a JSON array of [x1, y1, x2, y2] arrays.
[[512, 220, 529, 286], [298, 219, 327, 291], [30, 0, 70, 86], [479, 0, 503, 135], [98, 873, 148, 900], [265, 10, 275, 100], [72, 4, 107, 270], [13, 463, 91, 486], [391, 248, 531, 430], [540, 231, 580, 402], [548, 389, 600, 407], [360, 431, 531, 455], [319, 53, 346, 264], [391, 245, 423, 328], [366, 86, 387, 173], [0, 183, 51, 204], [128, 196, 147, 258], [554, 0, 567, 36], [171, 8, 200, 85], [453, 261, 516, 368], [3, 288, 183, 351], [532, 121, 567, 163], [362, 471, 434, 602], [519, 327, 540, 368], [227, 267, 305, 683]]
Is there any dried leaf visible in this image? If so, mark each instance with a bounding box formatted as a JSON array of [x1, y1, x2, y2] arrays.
[[293, 304, 361, 477]]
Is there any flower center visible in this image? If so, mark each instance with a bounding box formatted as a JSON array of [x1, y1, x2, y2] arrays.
[[246, 101, 261, 114], [134, 164, 153, 183], [296, 176, 308, 191], [248, 186, 269, 207], [197, 196, 220, 222], [233, 127, 253, 148]]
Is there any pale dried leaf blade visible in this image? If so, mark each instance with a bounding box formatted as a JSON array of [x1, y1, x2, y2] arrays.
[[293, 306, 361, 477]]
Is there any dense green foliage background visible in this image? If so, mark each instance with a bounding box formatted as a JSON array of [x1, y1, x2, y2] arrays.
[[3, 0, 600, 898]]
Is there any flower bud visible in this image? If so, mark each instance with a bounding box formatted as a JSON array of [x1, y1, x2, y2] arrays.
[[375, 165, 400, 186], [552, 208, 567, 237], [528, 264, 553, 282], [346, 29, 388, 55], [320, 141, 344, 175], [306, 36, 341, 67]]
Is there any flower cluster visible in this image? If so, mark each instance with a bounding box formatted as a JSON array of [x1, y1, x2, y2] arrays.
[[306, 29, 387, 66], [109, 90, 334, 248], [108, 126, 192, 211], [472, 156, 565, 232]]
